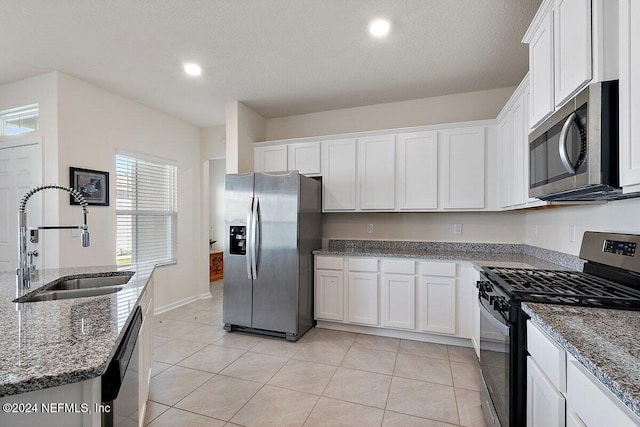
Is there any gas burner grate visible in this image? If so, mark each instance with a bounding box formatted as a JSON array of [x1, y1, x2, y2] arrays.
[[482, 267, 640, 309]]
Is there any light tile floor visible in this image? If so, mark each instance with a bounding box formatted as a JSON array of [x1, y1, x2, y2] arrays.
[[145, 281, 487, 427]]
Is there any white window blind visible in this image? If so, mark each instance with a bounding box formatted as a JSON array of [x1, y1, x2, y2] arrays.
[[116, 153, 177, 268]]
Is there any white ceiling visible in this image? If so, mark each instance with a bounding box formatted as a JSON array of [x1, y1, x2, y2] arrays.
[[0, 0, 542, 128]]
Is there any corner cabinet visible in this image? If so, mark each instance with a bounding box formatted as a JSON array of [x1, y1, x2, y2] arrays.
[[315, 255, 477, 345], [619, 0, 640, 192], [441, 126, 486, 209]]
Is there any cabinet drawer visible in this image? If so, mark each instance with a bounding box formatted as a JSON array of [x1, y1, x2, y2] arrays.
[[348, 258, 378, 272], [316, 256, 344, 270], [381, 259, 415, 275], [527, 320, 566, 392], [419, 261, 456, 277], [566, 357, 640, 426]]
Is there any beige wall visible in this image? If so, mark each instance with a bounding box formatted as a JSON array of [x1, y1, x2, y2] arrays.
[[56, 72, 205, 308], [265, 87, 516, 140], [0, 72, 61, 268], [226, 101, 265, 173], [209, 159, 225, 252], [201, 125, 226, 159], [524, 198, 640, 255], [323, 211, 525, 246]]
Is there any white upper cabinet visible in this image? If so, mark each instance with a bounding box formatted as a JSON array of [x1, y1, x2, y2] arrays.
[[441, 126, 486, 209], [396, 131, 438, 210], [553, 0, 592, 106], [287, 141, 321, 176], [322, 138, 357, 211], [499, 112, 514, 208], [619, 0, 640, 191], [358, 135, 396, 210], [254, 144, 288, 172], [526, 2, 555, 128]]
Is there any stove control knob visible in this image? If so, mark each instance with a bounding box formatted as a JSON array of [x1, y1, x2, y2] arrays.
[[493, 297, 509, 312], [476, 281, 493, 292]]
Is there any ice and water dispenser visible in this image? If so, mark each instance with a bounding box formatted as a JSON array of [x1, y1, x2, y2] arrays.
[[229, 226, 246, 255]]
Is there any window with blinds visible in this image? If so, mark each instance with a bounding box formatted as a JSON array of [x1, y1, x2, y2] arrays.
[[116, 153, 177, 268]]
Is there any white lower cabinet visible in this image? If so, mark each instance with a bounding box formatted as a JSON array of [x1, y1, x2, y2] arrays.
[[348, 271, 379, 326], [527, 320, 640, 427], [527, 357, 566, 427], [315, 255, 468, 341], [418, 262, 457, 335]]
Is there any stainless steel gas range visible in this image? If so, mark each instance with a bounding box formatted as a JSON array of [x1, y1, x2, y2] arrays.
[[477, 231, 640, 427]]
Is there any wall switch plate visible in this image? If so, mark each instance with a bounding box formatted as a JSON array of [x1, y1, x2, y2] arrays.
[[366, 224, 374, 234], [454, 224, 463, 235]]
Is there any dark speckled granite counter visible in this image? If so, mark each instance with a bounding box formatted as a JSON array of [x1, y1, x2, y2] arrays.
[[0, 265, 153, 397], [523, 303, 640, 418]]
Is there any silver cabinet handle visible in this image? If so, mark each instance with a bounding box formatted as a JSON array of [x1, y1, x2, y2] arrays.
[[559, 112, 578, 175], [251, 197, 259, 279], [246, 197, 254, 279]]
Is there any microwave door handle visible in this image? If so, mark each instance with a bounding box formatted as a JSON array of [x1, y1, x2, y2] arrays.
[[559, 112, 577, 175]]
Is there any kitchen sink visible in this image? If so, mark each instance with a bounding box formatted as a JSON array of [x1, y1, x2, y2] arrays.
[[14, 271, 134, 303], [18, 285, 125, 302], [48, 273, 133, 290]]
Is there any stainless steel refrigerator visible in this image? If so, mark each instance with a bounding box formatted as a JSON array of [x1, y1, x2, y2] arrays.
[[223, 171, 322, 341]]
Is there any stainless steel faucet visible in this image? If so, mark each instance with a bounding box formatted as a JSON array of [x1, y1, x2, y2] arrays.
[[17, 185, 91, 289]]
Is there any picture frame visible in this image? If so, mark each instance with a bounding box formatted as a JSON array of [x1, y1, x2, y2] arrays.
[[69, 167, 109, 206]]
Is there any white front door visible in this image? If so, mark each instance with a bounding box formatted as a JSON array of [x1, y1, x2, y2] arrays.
[[0, 138, 42, 271]]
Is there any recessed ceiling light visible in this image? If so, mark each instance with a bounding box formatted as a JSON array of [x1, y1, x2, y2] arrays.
[[183, 63, 202, 76], [368, 18, 391, 38]]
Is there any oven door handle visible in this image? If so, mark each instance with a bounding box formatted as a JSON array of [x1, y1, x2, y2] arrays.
[[479, 299, 510, 337]]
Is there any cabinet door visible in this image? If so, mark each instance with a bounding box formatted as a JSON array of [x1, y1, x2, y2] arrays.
[[315, 269, 344, 321], [527, 357, 566, 427], [397, 131, 438, 210], [348, 272, 379, 325], [620, 0, 640, 189], [554, 0, 591, 106], [322, 139, 357, 210], [529, 8, 555, 127], [417, 276, 456, 334], [381, 274, 415, 330], [441, 127, 486, 209], [288, 141, 321, 175], [566, 410, 587, 427], [358, 135, 395, 210], [255, 145, 287, 172]]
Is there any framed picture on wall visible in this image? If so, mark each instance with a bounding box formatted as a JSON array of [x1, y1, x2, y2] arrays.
[[69, 167, 109, 206]]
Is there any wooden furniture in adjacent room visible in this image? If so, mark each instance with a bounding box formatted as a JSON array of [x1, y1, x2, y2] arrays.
[[209, 250, 223, 281]]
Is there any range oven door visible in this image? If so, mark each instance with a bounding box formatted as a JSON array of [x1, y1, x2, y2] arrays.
[[479, 294, 511, 427]]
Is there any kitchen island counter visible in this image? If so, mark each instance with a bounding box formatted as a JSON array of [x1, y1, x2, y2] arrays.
[[523, 302, 640, 419], [0, 265, 153, 397]]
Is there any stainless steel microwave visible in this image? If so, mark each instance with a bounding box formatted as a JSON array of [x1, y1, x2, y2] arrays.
[[528, 80, 624, 201]]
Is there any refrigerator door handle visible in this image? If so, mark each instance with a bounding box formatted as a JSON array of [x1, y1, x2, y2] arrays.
[[251, 197, 259, 279], [246, 197, 254, 279]]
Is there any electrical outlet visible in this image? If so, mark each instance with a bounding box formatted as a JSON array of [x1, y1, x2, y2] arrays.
[[454, 224, 463, 235], [366, 224, 374, 234], [570, 225, 576, 242]]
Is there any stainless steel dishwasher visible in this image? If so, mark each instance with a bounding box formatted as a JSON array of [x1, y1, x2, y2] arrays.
[[101, 306, 142, 427]]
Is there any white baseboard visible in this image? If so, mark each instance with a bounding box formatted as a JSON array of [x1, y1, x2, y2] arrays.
[[316, 320, 473, 348], [155, 292, 212, 315]]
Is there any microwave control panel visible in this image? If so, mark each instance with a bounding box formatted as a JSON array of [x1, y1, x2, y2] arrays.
[[603, 240, 637, 257]]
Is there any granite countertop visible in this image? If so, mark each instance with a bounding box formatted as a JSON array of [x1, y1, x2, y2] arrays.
[[523, 303, 640, 418], [314, 240, 583, 271], [0, 265, 153, 397]]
